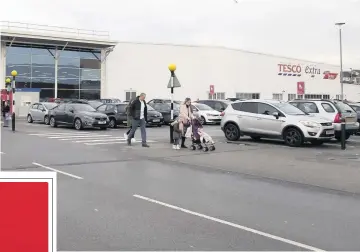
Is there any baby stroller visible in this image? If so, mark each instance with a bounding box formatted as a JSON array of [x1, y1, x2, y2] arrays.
[[188, 117, 215, 152]]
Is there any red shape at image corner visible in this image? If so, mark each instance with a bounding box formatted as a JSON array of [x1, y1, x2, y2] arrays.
[[0, 182, 49, 252], [210, 85, 215, 95]]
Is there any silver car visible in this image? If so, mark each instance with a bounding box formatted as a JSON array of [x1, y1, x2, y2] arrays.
[[27, 102, 58, 125], [289, 99, 359, 141], [221, 99, 335, 147]]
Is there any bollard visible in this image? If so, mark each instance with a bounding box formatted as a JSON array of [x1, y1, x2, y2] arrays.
[[341, 119, 346, 150], [11, 112, 15, 132], [170, 124, 174, 144]]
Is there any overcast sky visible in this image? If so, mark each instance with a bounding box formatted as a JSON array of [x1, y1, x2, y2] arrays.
[[2, 0, 360, 69]]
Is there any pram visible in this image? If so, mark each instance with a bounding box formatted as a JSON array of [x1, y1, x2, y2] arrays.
[[187, 117, 215, 152]]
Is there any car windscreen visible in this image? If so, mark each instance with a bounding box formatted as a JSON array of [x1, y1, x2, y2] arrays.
[[334, 101, 356, 113], [43, 103, 58, 109], [72, 104, 97, 112], [272, 102, 306, 115], [116, 104, 127, 112], [350, 105, 360, 112], [147, 104, 155, 111], [88, 101, 104, 108], [194, 103, 213, 111]]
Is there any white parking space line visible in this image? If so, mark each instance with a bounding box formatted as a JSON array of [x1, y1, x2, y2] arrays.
[[32, 162, 83, 180], [49, 134, 111, 139], [133, 194, 325, 252], [85, 140, 156, 146], [0, 152, 5, 154]]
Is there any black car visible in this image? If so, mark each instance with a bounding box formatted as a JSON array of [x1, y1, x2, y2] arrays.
[[197, 99, 231, 112], [148, 99, 180, 124], [146, 104, 164, 127], [49, 103, 109, 130], [97, 103, 128, 128]]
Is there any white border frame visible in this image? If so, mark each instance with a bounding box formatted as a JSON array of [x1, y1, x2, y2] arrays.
[[0, 171, 57, 252]]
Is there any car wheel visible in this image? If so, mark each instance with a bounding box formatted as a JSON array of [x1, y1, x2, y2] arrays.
[[44, 115, 49, 125], [224, 123, 240, 141], [335, 132, 351, 141], [283, 127, 303, 147], [251, 136, 261, 141], [27, 114, 33, 123], [108, 118, 116, 128], [310, 140, 324, 146], [157, 124, 162, 127], [100, 127, 107, 130], [49, 117, 57, 127], [74, 118, 83, 130], [200, 116, 206, 125]]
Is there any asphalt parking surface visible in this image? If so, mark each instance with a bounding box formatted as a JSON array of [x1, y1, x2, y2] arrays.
[[2, 120, 360, 251]]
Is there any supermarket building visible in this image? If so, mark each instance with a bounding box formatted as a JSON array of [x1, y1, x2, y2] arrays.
[[1, 21, 360, 105]]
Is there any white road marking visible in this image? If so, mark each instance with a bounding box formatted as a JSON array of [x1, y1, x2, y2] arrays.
[[0, 152, 5, 154], [59, 136, 123, 141], [49, 134, 111, 139], [32, 162, 83, 180], [29, 132, 91, 136], [133, 194, 325, 252], [74, 137, 126, 143], [85, 140, 156, 146]]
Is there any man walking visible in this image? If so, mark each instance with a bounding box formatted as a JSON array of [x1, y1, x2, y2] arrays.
[[124, 98, 136, 142], [127, 93, 150, 147]]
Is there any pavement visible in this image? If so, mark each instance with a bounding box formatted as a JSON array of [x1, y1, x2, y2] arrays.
[[2, 119, 360, 251]]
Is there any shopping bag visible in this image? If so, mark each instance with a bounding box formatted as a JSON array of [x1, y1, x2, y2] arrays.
[[185, 126, 192, 138], [5, 113, 11, 121]]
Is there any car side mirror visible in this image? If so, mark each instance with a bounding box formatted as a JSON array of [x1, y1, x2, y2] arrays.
[[272, 112, 280, 119], [69, 108, 74, 113]]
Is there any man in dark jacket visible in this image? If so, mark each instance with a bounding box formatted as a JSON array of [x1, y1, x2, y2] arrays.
[[127, 93, 149, 147]]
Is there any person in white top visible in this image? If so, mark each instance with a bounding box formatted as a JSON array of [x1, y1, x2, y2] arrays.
[[126, 93, 149, 147]]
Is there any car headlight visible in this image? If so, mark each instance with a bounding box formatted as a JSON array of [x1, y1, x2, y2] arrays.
[[299, 120, 320, 128], [84, 116, 94, 121]]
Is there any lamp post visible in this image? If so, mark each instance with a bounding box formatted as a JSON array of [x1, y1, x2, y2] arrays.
[[10, 70, 17, 132], [168, 64, 176, 143], [335, 22, 345, 100]]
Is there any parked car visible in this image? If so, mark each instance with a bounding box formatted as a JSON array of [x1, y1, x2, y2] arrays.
[[67, 99, 104, 109], [226, 98, 241, 102], [221, 99, 335, 147], [191, 102, 222, 125], [197, 99, 231, 112], [146, 104, 164, 127], [96, 102, 127, 128], [98, 98, 121, 103], [27, 102, 58, 125], [289, 99, 359, 141], [347, 103, 360, 134], [49, 103, 109, 130], [148, 99, 180, 124]]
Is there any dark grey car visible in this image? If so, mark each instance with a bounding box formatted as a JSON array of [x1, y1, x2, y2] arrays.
[[197, 99, 231, 112]]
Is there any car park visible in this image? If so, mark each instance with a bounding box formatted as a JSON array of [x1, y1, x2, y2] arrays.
[[221, 99, 335, 147], [148, 99, 180, 124], [191, 102, 222, 125], [27, 102, 58, 125], [289, 99, 359, 141], [49, 103, 109, 130], [197, 99, 231, 112]]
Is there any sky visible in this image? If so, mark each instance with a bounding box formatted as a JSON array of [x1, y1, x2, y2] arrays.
[[1, 0, 360, 69]]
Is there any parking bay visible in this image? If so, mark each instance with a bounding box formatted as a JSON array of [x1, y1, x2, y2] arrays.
[[2, 122, 360, 250]]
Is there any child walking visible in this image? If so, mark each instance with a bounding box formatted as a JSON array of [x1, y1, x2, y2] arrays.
[[171, 119, 182, 150]]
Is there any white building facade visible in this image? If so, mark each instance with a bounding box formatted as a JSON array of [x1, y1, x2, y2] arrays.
[[106, 42, 360, 102]]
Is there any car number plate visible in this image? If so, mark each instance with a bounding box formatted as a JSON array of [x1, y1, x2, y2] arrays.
[[98, 121, 106, 124], [153, 119, 160, 122], [123, 121, 127, 123], [326, 130, 335, 135], [345, 117, 356, 123]]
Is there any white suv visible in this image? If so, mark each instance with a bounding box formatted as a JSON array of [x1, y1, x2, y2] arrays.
[[289, 99, 359, 141], [220, 99, 335, 147]]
